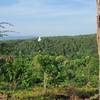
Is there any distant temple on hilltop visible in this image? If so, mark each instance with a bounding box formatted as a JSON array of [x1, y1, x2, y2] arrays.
[[38, 36, 41, 42]]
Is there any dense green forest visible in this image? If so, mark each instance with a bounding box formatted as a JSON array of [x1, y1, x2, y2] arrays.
[[0, 34, 99, 99]]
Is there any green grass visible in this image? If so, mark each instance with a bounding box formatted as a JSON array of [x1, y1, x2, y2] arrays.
[[0, 86, 98, 100]]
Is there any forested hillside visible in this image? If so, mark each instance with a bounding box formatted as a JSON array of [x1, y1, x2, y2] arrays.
[[0, 34, 98, 58], [0, 34, 99, 99]]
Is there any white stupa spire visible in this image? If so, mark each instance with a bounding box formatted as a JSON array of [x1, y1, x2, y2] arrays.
[[38, 36, 41, 42]]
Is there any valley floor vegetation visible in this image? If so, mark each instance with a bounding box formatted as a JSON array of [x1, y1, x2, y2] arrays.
[[0, 34, 99, 99]]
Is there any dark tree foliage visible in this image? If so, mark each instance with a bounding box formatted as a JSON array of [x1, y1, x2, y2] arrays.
[[0, 34, 99, 93]]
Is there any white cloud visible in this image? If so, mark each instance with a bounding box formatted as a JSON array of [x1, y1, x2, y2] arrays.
[[0, 0, 95, 17]]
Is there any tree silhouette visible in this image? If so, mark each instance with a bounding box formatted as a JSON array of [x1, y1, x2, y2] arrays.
[[0, 22, 14, 37]]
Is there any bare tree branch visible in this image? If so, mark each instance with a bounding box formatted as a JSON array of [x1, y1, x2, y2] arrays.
[[0, 22, 14, 27], [0, 30, 15, 33], [0, 25, 5, 28], [0, 22, 14, 37]]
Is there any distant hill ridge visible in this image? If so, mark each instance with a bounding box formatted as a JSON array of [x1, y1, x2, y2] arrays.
[[0, 34, 98, 59]]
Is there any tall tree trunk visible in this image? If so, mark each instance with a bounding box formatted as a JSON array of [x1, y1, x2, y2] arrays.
[[96, 23, 100, 100], [43, 72, 48, 94], [96, 0, 100, 99]]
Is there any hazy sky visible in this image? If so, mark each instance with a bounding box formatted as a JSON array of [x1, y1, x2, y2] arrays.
[[0, 0, 96, 36]]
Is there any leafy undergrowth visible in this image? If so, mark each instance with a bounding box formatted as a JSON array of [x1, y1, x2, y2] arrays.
[[0, 86, 98, 100]]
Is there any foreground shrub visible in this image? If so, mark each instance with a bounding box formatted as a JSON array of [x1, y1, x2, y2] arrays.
[[75, 85, 98, 98]]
